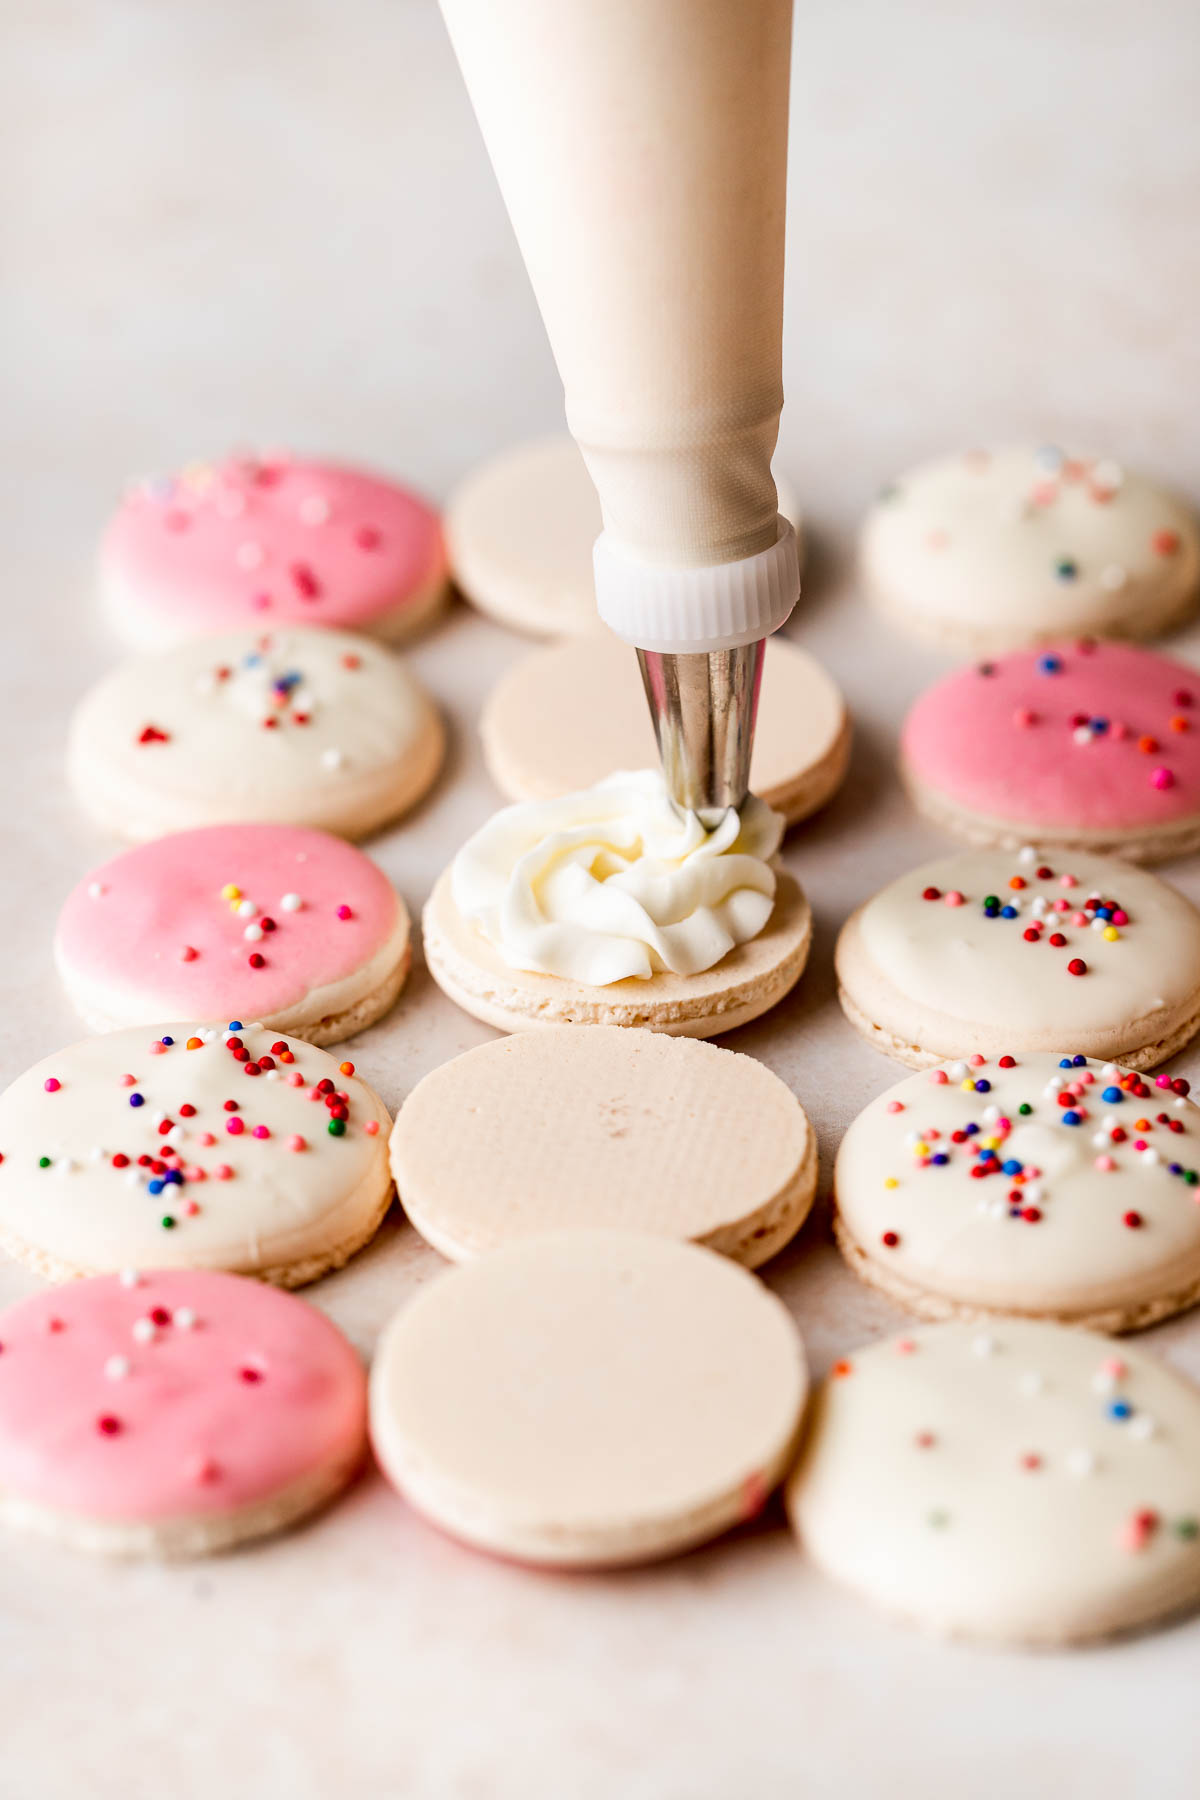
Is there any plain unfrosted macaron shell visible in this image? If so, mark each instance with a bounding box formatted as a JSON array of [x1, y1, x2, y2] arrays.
[[390, 1027, 816, 1267], [0, 1023, 393, 1285], [446, 434, 804, 638], [370, 1230, 808, 1567], [423, 865, 812, 1039], [100, 454, 447, 649], [480, 632, 849, 826], [66, 626, 444, 843], [835, 847, 1200, 1071], [833, 1053, 1200, 1332], [787, 1320, 1200, 1644], [901, 641, 1200, 863], [55, 823, 410, 1046], [861, 446, 1200, 653], [0, 1270, 367, 1559]]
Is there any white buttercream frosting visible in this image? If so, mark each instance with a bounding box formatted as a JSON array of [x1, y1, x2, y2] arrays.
[[451, 770, 784, 986]]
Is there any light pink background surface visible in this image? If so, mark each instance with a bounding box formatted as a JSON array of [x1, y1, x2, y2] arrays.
[[4, 2, 1200, 1795]]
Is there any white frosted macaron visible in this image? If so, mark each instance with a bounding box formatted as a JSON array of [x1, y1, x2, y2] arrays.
[[391, 1027, 816, 1267], [834, 1053, 1200, 1331], [446, 434, 803, 637], [0, 1023, 392, 1285], [861, 445, 1200, 653], [788, 1320, 1200, 1644], [67, 626, 444, 843], [370, 1230, 808, 1567], [480, 632, 850, 826], [835, 847, 1200, 1071]]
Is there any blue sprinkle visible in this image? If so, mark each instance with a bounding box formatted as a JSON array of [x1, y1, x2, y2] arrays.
[[164, 1169, 183, 1186], [160, 1035, 174, 1047], [1059, 1058, 1074, 1069], [965, 1123, 980, 1137], [242, 654, 262, 669], [1037, 654, 1063, 675], [1000, 905, 1017, 919], [1107, 1399, 1133, 1421], [1009, 1206, 1023, 1218], [1002, 1159, 1022, 1176], [1062, 1110, 1082, 1125], [1102, 1086, 1123, 1104], [227, 1021, 243, 1032], [931, 1152, 949, 1166], [1091, 718, 1109, 734], [975, 1079, 991, 1094], [1073, 1055, 1087, 1066], [1055, 558, 1079, 581], [1170, 1162, 1184, 1176], [147, 1178, 164, 1196], [979, 1147, 998, 1162], [128, 1093, 144, 1108]]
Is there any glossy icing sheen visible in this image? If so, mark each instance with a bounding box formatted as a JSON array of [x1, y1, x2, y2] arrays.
[[903, 642, 1200, 829], [854, 848, 1200, 1036], [862, 445, 1200, 634], [0, 1271, 366, 1520], [67, 627, 438, 838], [102, 455, 445, 632], [56, 824, 402, 1028], [789, 1320, 1200, 1642], [0, 1024, 391, 1275], [451, 770, 783, 985], [837, 1054, 1200, 1318]]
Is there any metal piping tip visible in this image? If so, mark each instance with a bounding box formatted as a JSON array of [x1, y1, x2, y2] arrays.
[[636, 642, 765, 825]]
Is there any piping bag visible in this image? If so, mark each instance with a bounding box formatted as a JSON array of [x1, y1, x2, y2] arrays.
[[439, 0, 799, 821]]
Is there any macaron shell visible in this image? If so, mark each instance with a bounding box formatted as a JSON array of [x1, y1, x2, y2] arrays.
[[101, 456, 447, 646], [66, 626, 444, 842], [0, 1271, 366, 1533], [56, 824, 408, 1037], [788, 1320, 1200, 1644]]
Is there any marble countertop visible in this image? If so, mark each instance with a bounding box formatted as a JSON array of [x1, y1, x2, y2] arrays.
[[4, 2, 1200, 1795]]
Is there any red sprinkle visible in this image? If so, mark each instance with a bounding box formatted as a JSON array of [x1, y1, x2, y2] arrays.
[[922, 886, 941, 901], [1068, 958, 1088, 976], [248, 952, 266, 969], [1123, 1211, 1143, 1229]]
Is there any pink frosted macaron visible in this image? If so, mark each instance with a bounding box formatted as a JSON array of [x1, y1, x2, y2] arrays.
[[0, 1270, 367, 1558], [100, 454, 448, 648], [902, 641, 1200, 862], [55, 823, 411, 1044]]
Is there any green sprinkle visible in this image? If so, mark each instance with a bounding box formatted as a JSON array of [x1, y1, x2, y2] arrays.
[[327, 1119, 346, 1137], [38, 1156, 51, 1169], [1175, 1518, 1199, 1540], [983, 895, 999, 909], [160, 1215, 176, 1230], [1186, 1171, 1199, 1187], [1018, 1103, 1033, 1116], [1055, 557, 1079, 581]]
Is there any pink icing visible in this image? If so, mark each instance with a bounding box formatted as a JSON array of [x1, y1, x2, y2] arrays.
[[57, 824, 399, 1019], [902, 642, 1200, 829], [102, 455, 445, 631], [0, 1271, 365, 1519]]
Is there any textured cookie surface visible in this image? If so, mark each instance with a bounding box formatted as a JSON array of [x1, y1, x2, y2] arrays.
[[480, 632, 849, 824], [446, 434, 803, 637], [835, 1053, 1200, 1329], [370, 1230, 807, 1566], [0, 1270, 367, 1558], [100, 454, 447, 646], [391, 1027, 815, 1267], [788, 1319, 1200, 1643], [862, 445, 1200, 651], [67, 626, 444, 842], [0, 1023, 392, 1283], [56, 824, 410, 1043], [836, 847, 1200, 1069]]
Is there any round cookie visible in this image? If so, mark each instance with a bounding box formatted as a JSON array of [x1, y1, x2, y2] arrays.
[[0, 1023, 393, 1285], [0, 1270, 367, 1559], [901, 641, 1200, 863], [835, 847, 1200, 1071], [56, 824, 411, 1045], [787, 1320, 1200, 1645], [370, 1230, 807, 1567], [446, 435, 803, 637], [66, 626, 444, 842], [861, 446, 1200, 653], [480, 632, 850, 826], [100, 453, 447, 648], [391, 1028, 816, 1267], [834, 1053, 1200, 1331]]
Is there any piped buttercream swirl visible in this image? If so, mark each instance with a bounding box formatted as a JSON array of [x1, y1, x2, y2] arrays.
[[451, 770, 784, 986]]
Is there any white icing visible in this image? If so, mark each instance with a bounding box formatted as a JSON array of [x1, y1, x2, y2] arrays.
[[451, 771, 784, 986]]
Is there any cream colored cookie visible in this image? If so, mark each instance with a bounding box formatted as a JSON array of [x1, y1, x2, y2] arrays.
[[446, 434, 803, 637], [480, 632, 849, 825], [0, 1024, 393, 1285], [834, 1053, 1200, 1331], [835, 847, 1200, 1070], [391, 1027, 816, 1266], [370, 1230, 807, 1566], [66, 626, 443, 843], [788, 1320, 1200, 1644], [861, 445, 1200, 653]]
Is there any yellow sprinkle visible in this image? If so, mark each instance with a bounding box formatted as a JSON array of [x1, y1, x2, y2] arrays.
[[984, 1136, 1001, 1151], [961, 1078, 975, 1092], [221, 884, 241, 901], [884, 1177, 899, 1189], [913, 1141, 928, 1156], [1104, 926, 1119, 941]]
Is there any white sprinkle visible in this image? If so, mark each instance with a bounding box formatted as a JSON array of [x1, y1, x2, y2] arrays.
[[1045, 1076, 1064, 1092], [321, 747, 345, 771], [1099, 564, 1128, 591], [1092, 1368, 1118, 1395], [1065, 1448, 1097, 1477], [164, 1126, 185, 1146], [236, 899, 258, 919], [1023, 1183, 1044, 1205], [1129, 1413, 1158, 1441], [1031, 896, 1048, 917], [1090, 916, 1107, 932], [1019, 1370, 1045, 1397], [290, 688, 314, 712], [982, 1104, 1000, 1125], [243, 922, 264, 943], [1142, 1147, 1160, 1166], [124, 1170, 144, 1189], [1035, 444, 1065, 472], [1101, 1064, 1120, 1080], [89, 1146, 106, 1162], [972, 1334, 997, 1358], [1091, 1131, 1109, 1149], [264, 1068, 281, 1081], [1073, 724, 1094, 745], [281, 893, 303, 912], [235, 540, 265, 570], [1175, 1097, 1188, 1111], [54, 1157, 76, 1176], [1017, 845, 1037, 864], [174, 1307, 196, 1332], [132, 1318, 156, 1344], [1092, 459, 1124, 491], [947, 1061, 968, 1081], [976, 1197, 992, 1215], [88, 882, 106, 900], [988, 1197, 1007, 1220], [104, 1355, 130, 1381], [298, 494, 331, 525]]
